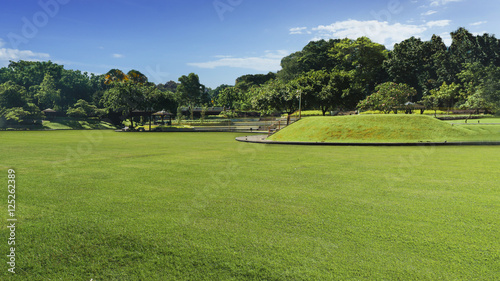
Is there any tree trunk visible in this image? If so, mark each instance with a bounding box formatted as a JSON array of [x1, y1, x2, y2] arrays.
[[149, 113, 152, 131]]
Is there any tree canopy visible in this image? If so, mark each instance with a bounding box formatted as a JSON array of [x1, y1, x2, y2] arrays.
[[1, 27, 500, 127]]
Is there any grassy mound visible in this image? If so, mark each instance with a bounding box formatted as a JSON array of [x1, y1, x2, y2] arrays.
[[268, 115, 493, 143]]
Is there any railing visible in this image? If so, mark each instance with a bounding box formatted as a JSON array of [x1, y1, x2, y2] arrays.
[[267, 111, 301, 137]]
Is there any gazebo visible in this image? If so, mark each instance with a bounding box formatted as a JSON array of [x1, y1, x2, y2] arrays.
[[42, 108, 58, 120], [404, 102, 426, 114], [152, 111, 173, 125]]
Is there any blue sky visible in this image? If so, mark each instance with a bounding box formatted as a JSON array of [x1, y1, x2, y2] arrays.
[[1, 0, 499, 88]]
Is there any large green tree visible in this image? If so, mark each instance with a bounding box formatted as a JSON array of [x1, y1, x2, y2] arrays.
[[2, 103, 43, 125], [102, 81, 145, 127], [358, 82, 417, 114], [252, 79, 299, 115], [33, 73, 61, 110], [278, 39, 341, 82], [329, 37, 389, 94], [176, 73, 206, 118], [384, 35, 444, 99], [0, 81, 29, 109]]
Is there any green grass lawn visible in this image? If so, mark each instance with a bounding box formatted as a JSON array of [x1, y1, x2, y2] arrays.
[[269, 115, 500, 143], [1, 131, 499, 280], [42, 118, 117, 130]]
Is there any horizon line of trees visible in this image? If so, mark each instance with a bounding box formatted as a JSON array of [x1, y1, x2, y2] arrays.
[[1, 27, 499, 127]]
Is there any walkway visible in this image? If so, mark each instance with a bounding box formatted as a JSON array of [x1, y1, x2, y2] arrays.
[[235, 135, 500, 146]]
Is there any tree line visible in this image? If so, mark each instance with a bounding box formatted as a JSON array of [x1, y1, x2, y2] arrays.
[[1, 27, 499, 127], [250, 28, 500, 115]]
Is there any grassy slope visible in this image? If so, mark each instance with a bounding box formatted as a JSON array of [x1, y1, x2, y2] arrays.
[[42, 118, 117, 130], [0, 131, 499, 280], [269, 115, 500, 143]]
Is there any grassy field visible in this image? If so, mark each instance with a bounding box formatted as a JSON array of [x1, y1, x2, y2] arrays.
[[269, 115, 500, 143], [1, 131, 499, 280]]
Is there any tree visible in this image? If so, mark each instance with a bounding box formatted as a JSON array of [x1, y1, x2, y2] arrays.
[[481, 66, 500, 112], [277, 39, 341, 82], [104, 69, 129, 85], [2, 103, 43, 125], [0, 81, 28, 109], [252, 79, 299, 115], [384, 36, 443, 100], [216, 87, 239, 109], [460, 91, 492, 115], [157, 80, 179, 93], [329, 37, 389, 94], [102, 81, 145, 127], [58, 69, 94, 108], [34, 73, 61, 110], [67, 99, 101, 118], [176, 73, 205, 119], [322, 70, 358, 114], [6, 60, 63, 90], [429, 82, 461, 113], [421, 93, 440, 116], [127, 70, 148, 84], [235, 72, 276, 93], [357, 82, 417, 114]]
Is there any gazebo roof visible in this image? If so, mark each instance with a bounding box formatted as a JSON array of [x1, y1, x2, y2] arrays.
[[152, 111, 173, 116], [42, 108, 57, 113]]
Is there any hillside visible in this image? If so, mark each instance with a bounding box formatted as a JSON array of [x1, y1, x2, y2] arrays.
[[268, 115, 481, 143]]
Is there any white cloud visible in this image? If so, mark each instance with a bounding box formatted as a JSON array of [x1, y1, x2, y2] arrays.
[[422, 10, 438, 16], [304, 19, 453, 47], [470, 21, 487, 26], [430, 0, 461, 7], [471, 31, 487, 36], [426, 20, 451, 28], [438, 32, 452, 46], [188, 50, 289, 71], [112, 53, 123, 58], [289, 27, 310, 35], [311, 20, 427, 47], [0, 48, 50, 66]]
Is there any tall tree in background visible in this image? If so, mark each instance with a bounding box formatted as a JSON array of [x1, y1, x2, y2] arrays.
[[34, 73, 61, 110], [384, 36, 443, 100], [5, 61, 63, 90], [278, 39, 340, 82], [102, 69, 149, 127], [102, 81, 144, 127], [176, 73, 205, 119], [235, 72, 276, 93], [329, 37, 389, 95], [252, 79, 299, 115], [127, 70, 148, 84], [104, 69, 129, 85]]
